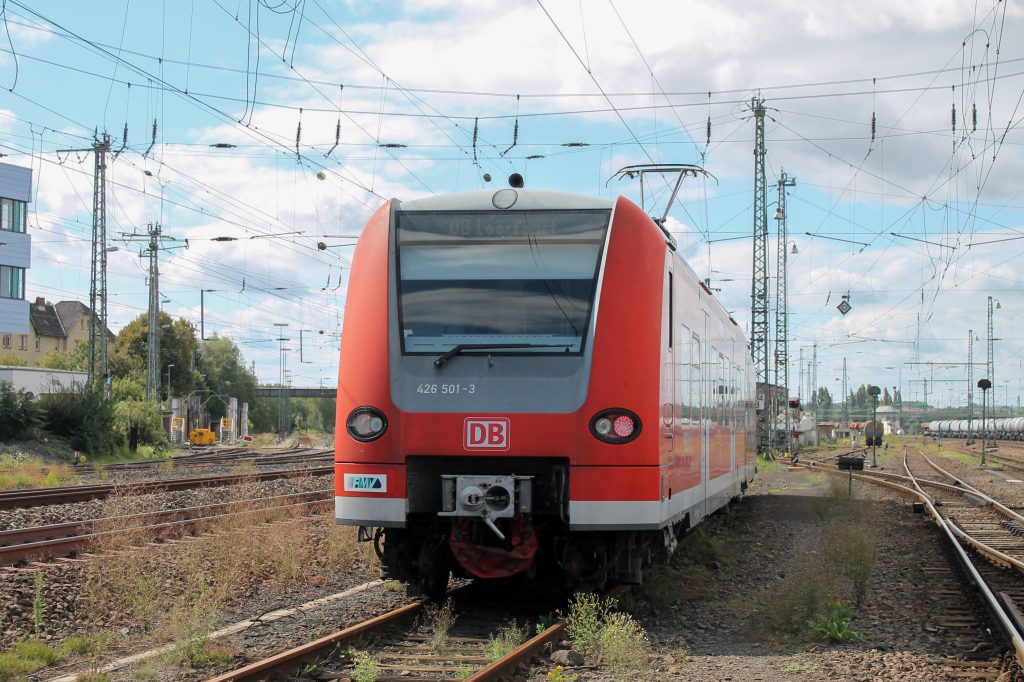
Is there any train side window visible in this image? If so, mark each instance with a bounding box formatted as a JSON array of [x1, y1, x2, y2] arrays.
[[678, 324, 691, 422], [667, 273, 673, 349], [692, 333, 702, 419]]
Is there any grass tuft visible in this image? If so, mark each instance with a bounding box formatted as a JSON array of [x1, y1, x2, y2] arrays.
[[488, 620, 527, 661]]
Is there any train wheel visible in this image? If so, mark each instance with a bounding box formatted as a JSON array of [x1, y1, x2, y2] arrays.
[[410, 536, 450, 599]]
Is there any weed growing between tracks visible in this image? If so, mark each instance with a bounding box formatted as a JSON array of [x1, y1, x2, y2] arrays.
[[489, 620, 527, 661], [423, 598, 457, 654], [348, 647, 381, 682], [565, 593, 650, 680]]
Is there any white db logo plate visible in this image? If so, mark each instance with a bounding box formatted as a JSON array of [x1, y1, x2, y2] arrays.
[[464, 418, 510, 451]]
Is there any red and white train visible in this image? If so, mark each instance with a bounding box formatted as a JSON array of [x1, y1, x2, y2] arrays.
[[335, 179, 755, 594]]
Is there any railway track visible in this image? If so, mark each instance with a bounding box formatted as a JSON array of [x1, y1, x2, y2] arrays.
[[9, 446, 334, 477], [203, 583, 613, 682], [0, 464, 332, 510], [0, 489, 332, 567], [799, 450, 1024, 670]]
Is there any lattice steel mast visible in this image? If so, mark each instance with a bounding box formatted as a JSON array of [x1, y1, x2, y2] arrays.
[[988, 296, 996, 411], [774, 170, 796, 452], [968, 329, 974, 444], [146, 224, 161, 401], [750, 96, 770, 456]]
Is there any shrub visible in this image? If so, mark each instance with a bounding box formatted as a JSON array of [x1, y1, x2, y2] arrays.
[[39, 385, 118, 456], [597, 611, 649, 680], [565, 594, 650, 680], [565, 593, 611, 655], [0, 381, 42, 441]]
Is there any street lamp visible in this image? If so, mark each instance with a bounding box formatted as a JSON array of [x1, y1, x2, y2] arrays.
[[868, 385, 881, 466], [979, 379, 991, 465]]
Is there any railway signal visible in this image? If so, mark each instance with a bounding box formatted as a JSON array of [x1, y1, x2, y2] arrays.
[[979, 379, 992, 465], [868, 385, 881, 466]]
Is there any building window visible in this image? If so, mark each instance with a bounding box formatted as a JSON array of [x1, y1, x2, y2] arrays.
[[19, 335, 26, 350], [34, 337, 39, 351], [0, 265, 25, 299], [0, 198, 27, 233], [2, 335, 9, 349]]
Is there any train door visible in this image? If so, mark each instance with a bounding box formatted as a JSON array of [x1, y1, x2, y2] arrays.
[[661, 272, 674, 477], [699, 311, 710, 520]]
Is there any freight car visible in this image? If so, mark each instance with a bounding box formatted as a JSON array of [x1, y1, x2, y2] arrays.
[[334, 179, 756, 595], [862, 420, 884, 447], [924, 418, 1024, 441]]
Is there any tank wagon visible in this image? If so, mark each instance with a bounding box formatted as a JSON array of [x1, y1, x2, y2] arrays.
[[924, 417, 1024, 441], [334, 181, 756, 595], [862, 420, 884, 447]]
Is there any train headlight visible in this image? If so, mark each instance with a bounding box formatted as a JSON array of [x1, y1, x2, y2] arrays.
[[346, 407, 388, 442], [589, 409, 642, 444]]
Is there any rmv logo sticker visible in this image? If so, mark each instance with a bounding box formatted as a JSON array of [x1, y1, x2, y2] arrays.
[[343, 474, 387, 493], [464, 418, 510, 451]]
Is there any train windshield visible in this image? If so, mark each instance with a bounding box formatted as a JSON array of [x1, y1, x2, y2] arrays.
[[396, 209, 611, 355]]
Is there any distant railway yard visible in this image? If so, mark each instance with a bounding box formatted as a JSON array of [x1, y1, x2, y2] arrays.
[[1, 438, 1024, 680]]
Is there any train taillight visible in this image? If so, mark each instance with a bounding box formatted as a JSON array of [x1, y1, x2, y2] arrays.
[[590, 409, 642, 444], [346, 406, 388, 442]]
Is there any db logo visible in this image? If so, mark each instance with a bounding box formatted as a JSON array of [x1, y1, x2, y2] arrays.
[[464, 418, 510, 450]]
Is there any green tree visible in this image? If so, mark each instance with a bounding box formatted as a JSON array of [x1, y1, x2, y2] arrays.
[[318, 396, 337, 434], [0, 351, 27, 367], [113, 399, 167, 448], [815, 386, 833, 419], [115, 313, 198, 399], [39, 343, 88, 371], [250, 396, 277, 433], [112, 377, 145, 402], [195, 335, 258, 422], [882, 387, 892, 406]]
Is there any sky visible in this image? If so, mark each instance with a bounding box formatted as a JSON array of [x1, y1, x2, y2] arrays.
[[0, 0, 1023, 410]]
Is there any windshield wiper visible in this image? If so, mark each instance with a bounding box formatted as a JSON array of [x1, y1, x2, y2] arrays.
[[434, 343, 570, 368]]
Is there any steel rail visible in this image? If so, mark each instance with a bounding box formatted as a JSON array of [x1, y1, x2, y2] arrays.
[[0, 465, 332, 510], [918, 452, 1024, 526], [797, 451, 1024, 666], [0, 490, 332, 566], [899, 451, 1024, 667], [0, 498, 331, 567], [202, 600, 429, 682]]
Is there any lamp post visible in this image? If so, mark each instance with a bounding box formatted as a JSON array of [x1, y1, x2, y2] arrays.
[[868, 385, 881, 466], [979, 379, 991, 465]]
